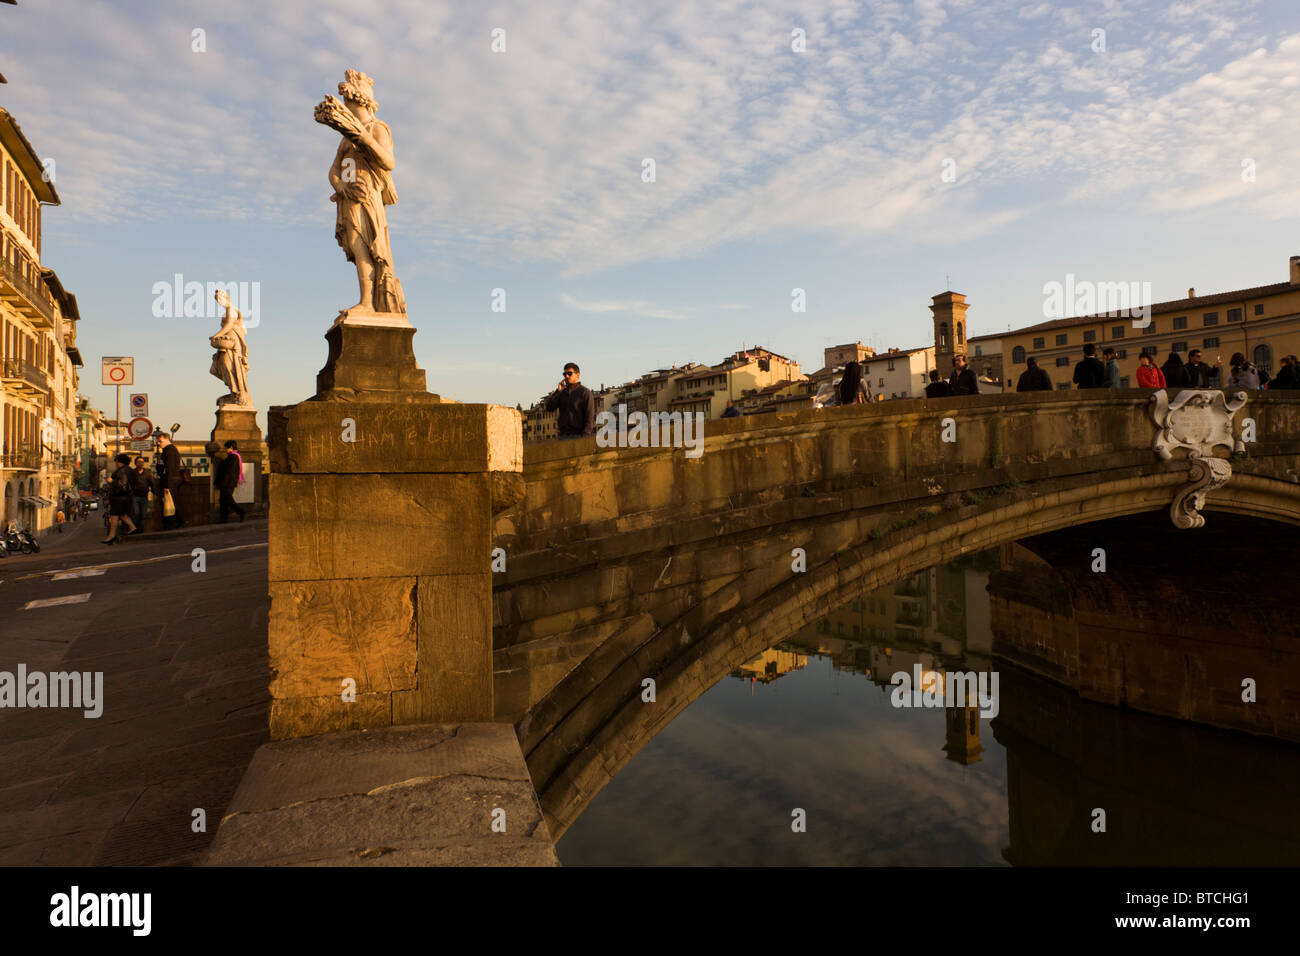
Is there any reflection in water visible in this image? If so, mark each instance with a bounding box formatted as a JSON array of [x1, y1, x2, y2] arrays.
[[557, 550, 1300, 866]]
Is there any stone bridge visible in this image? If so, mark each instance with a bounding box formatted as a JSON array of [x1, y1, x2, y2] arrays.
[[491, 391, 1300, 839]]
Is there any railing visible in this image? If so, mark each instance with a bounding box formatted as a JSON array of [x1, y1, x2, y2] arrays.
[[0, 446, 40, 470], [1, 357, 50, 391], [0, 239, 55, 325]]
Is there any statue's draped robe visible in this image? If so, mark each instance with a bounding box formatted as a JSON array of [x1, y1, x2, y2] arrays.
[[210, 316, 250, 404], [334, 118, 406, 314]]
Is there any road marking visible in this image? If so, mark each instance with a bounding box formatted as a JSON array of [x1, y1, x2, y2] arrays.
[[52, 569, 107, 581], [11, 542, 267, 581], [24, 593, 92, 610]]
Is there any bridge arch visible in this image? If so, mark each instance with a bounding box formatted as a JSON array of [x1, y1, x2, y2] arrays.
[[515, 466, 1300, 839]]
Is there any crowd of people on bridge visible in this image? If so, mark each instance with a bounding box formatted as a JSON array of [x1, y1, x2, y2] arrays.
[[1014, 347, 1299, 393]]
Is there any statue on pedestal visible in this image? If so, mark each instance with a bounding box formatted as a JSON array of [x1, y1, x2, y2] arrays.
[[210, 289, 252, 407], [315, 69, 406, 319]]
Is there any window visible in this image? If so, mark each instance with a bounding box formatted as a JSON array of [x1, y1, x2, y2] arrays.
[[1111, 326, 1125, 339], [1055, 333, 1068, 346], [1083, 330, 1096, 343], [939, 323, 949, 348], [878, 378, 884, 387], [1011, 346, 1026, 364], [1254, 304, 1264, 316], [1172, 341, 1188, 352], [1141, 345, 1157, 358], [1203, 312, 1218, 326], [1056, 382, 1071, 390], [1203, 337, 1219, 348], [1115, 349, 1127, 359], [1120, 377, 1130, 387], [1253, 344, 1273, 375], [1227, 308, 1242, 322], [1033, 337, 1045, 349], [1173, 316, 1187, 330], [957, 325, 964, 345], [1142, 322, 1156, 335], [887, 359, 895, 371], [1055, 356, 1070, 367]]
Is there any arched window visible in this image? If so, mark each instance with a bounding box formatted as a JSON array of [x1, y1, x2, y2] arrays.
[[1012, 346, 1026, 364], [957, 324, 965, 345], [1253, 344, 1273, 376], [938, 323, 949, 348]]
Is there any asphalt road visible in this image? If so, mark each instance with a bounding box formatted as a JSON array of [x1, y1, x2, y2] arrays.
[[0, 518, 270, 865]]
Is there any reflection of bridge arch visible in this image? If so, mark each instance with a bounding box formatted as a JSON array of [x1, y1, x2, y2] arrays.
[[493, 392, 1300, 839], [516, 470, 1300, 839]]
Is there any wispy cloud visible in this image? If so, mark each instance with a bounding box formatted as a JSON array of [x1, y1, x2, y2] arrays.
[[561, 293, 689, 321]]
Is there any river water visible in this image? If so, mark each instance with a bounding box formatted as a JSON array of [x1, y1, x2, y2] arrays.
[[557, 550, 1300, 866]]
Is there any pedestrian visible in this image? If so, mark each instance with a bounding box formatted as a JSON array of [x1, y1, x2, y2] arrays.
[[1101, 347, 1121, 388], [1015, 357, 1052, 392], [1072, 342, 1106, 389], [948, 354, 978, 395], [1269, 355, 1298, 390], [838, 360, 870, 405], [155, 434, 185, 529], [103, 453, 138, 544], [1224, 352, 1260, 390], [924, 369, 953, 397], [215, 441, 246, 523], [1161, 351, 1190, 389], [1135, 352, 1166, 388], [129, 456, 151, 533], [1184, 348, 1221, 388], [721, 399, 741, 419], [54, 507, 64, 533], [545, 362, 596, 439]]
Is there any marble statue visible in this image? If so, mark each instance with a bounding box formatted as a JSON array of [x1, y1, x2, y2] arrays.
[[315, 69, 407, 317], [210, 289, 252, 406]]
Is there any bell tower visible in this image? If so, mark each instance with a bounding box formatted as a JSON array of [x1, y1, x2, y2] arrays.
[[931, 291, 969, 371]]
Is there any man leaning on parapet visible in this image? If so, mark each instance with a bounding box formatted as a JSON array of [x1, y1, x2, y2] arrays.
[[546, 362, 596, 440]]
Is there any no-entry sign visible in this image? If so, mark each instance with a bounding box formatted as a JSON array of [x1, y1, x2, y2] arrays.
[[102, 357, 134, 386], [127, 417, 153, 440]]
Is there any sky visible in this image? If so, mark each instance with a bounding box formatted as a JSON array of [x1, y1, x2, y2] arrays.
[[2, 0, 1299, 435]]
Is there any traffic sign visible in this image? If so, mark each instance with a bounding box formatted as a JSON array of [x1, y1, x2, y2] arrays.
[[102, 357, 134, 386], [129, 439, 153, 452], [127, 417, 153, 440], [129, 393, 149, 417]]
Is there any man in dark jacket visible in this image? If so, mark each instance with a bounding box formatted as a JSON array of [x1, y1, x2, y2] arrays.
[[155, 434, 185, 529], [544, 362, 596, 438], [948, 354, 979, 395], [1073, 343, 1106, 389], [1270, 355, 1297, 389], [214, 441, 246, 523], [129, 456, 151, 533], [924, 370, 952, 397], [1015, 357, 1052, 392], [1184, 349, 1221, 388]]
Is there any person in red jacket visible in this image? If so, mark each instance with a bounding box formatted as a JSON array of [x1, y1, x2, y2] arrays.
[[1135, 351, 1166, 388]]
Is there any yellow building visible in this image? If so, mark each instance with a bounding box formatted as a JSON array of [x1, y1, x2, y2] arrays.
[[1, 107, 83, 531], [1000, 255, 1300, 390]]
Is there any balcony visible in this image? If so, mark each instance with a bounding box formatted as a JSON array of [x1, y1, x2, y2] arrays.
[[0, 237, 55, 327], [1, 357, 51, 397], [0, 445, 39, 471]]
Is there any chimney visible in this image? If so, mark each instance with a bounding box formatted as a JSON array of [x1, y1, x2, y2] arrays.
[[1187, 288, 1195, 298], [1290, 256, 1300, 285]]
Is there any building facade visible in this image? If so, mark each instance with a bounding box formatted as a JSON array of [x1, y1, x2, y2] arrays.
[[999, 255, 1300, 391], [1, 107, 82, 531]]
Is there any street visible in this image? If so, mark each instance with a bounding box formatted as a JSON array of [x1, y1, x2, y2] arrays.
[[0, 518, 269, 865]]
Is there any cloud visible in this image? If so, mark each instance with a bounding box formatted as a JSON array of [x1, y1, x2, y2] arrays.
[[4, 0, 1297, 278], [560, 293, 689, 321]]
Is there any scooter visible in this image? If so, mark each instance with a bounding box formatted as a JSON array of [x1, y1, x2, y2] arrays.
[[3, 527, 37, 554], [0, 536, 8, 558]]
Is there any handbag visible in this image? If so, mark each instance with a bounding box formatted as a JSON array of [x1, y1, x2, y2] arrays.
[[162, 489, 176, 517]]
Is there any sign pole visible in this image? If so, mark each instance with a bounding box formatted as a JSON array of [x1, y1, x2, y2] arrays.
[[115, 384, 121, 461]]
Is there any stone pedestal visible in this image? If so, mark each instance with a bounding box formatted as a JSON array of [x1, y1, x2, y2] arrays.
[[266, 319, 522, 740]]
